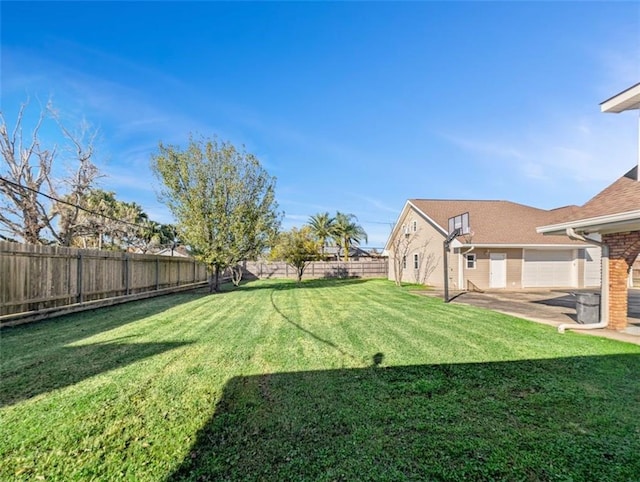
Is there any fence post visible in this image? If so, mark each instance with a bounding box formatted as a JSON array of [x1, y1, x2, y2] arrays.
[[177, 259, 180, 286], [155, 257, 160, 291], [124, 254, 130, 295], [77, 253, 83, 303]]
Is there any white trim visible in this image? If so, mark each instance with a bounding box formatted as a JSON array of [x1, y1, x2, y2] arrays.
[[384, 200, 448, 251], [460, 243, 592, 249], [465, 253, 477, 269], [537, 209, 640, 236], [600, 82, 640, 113]]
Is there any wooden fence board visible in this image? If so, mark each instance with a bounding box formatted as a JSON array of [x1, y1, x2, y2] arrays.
[[1, 240, 389, 322], [242, 259, 388, 280], [0, 241, 210, 318]]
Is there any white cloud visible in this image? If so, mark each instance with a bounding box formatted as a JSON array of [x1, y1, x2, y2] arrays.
[[441, 135, 526, 161], [353, 195, 399, 214], [442, 110, 636, 187]]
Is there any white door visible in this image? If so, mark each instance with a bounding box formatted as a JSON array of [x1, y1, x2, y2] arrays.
[[584, 247, 601, 287], [489, 253, 507, 288], [523, 249, 576, 288]]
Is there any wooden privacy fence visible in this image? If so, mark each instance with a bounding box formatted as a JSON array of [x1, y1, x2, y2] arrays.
[[242, 259, 388, 280], [0, 241, 209, 324]]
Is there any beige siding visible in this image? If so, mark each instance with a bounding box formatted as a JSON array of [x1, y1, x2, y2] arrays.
[[460, 248, 523, 290], [387, 206, 445, 287]]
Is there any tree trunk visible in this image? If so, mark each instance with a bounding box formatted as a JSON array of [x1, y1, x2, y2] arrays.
[[214, 266, 221, 292], [208, 265, 221, 293], [231, 264, 243, 287]]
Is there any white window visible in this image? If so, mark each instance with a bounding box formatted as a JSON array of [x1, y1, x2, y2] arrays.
[[412, 220, 417, 232], [413, 253, 419, 270], [402, 256, 406, 269], [466, 253, 476, 269]]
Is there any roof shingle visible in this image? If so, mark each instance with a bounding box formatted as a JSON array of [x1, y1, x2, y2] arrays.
[[557, 166, 640, 222], [408, 199, 585, 245]]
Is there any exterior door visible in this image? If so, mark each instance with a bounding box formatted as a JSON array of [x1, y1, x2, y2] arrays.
[[490, 253, 507, 288]]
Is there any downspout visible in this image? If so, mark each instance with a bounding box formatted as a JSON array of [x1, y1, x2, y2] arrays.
[[557, 228, 609, 333]]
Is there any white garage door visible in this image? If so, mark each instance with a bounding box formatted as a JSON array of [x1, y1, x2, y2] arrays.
[[584, 247, 602, 287], [523, 249, 576, 288]]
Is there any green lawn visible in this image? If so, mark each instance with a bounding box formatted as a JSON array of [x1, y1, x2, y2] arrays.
[[1, 278, 639, 481]]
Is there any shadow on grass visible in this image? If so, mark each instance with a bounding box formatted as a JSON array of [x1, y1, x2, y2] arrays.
[[0, 340, 192, 407], [0, 290, 207, 347], [168, 354, 640, 481], [1, 291, 204, 407]]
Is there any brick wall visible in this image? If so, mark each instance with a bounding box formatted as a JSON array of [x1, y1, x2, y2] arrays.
[[602, 231, 640, 330]]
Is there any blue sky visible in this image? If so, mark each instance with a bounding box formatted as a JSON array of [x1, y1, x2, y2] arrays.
[[1, 1, 639, 247]]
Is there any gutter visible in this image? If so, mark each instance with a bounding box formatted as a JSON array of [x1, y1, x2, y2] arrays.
[[537, 209, 640, 236], [557, 228, 609, 333]]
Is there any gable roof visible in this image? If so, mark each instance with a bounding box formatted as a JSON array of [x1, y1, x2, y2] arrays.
[[537, 166, 640, 235], [400, 199, 586, 246]]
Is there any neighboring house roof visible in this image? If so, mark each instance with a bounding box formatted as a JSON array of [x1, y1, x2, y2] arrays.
[[323, 245, 371, 258], [390, 199, 587, 247], [538, 167, 640, 235], [156, 246, 191, 257]]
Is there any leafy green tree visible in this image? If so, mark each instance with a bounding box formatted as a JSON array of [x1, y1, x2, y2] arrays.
[[66, 189, 148, 250], [332, 212, 367, 262], [151, 136, 280, 292], [270, 226, 320, 283], [307, 212, 335, 259]]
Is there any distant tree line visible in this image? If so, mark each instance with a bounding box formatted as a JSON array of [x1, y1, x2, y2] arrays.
[[1, 99, 371, 292]]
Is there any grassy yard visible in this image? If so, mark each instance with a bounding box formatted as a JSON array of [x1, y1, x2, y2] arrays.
[[1, 278, 639, 481]]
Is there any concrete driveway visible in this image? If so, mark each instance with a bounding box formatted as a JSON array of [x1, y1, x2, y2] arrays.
[[425, 288, 640, 345]]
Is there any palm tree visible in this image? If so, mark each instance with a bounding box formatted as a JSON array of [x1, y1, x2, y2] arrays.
[[332, 212, 367, 262], [307, 212, 335, 259]]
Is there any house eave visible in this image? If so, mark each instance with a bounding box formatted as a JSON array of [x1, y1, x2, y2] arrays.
[[459, 243, 592, 249], [383, 200, 448, 251], [537, 209, 640, 236], [600, 82, 640, 113]]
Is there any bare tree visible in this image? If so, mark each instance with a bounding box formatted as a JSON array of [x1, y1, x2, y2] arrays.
[[0, 99, 100, 245], [390, 225, 438, 287], [415, 250, 438, 285]]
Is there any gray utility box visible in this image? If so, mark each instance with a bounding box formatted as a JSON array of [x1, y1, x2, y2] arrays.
[[575, 292, 601, 324]]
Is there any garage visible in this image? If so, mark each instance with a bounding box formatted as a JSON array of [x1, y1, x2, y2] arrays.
[[584, 246, 602, 287], [523, 249, 577, 288]]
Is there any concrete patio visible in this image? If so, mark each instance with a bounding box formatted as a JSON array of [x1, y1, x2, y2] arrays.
[[418, 288, 640, 346]]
